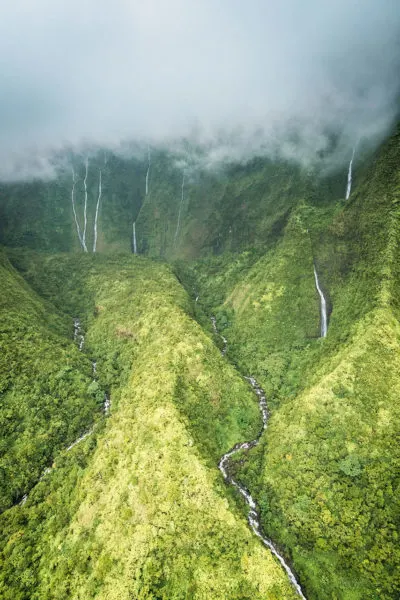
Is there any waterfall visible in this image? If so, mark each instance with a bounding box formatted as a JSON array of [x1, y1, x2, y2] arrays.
[[71, 167, 85, 250], [82, 158, 89, 252], [74, 318, 85, 350], [211, 316, 227, 356], [93, 170, 102, 252], [17, 318, 110, 508], [313, 266, 328, 338], [145, 146, 151, 195], [345, 146, 356, 200], [66, 429, 93, 451], [132, 221, 137, 254], [174, 172, 185, 243]]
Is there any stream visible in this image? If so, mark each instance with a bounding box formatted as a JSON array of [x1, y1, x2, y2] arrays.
[[19, 318, 109, 506], [211, 317, 307, 599]]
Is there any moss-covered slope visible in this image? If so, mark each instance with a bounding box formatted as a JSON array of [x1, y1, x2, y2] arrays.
[[186, 126, 400, 598], [0, 253, 298, 599], [0, 251, 99, 512]]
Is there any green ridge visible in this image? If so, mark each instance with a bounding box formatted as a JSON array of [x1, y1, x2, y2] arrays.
[[0, 126, 399, 599]]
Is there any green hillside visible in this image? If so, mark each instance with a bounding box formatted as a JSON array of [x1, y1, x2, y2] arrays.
[[0, 253, 298, 599], [0, 125, 399, 599], [185, 126, 400, 598], [0, 252, 100, 512]]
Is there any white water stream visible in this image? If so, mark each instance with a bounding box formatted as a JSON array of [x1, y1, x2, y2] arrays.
[[71, 168, 85, 250], [345, 147, 356, 200], [132, 221, 137, 254], [82, 158, 89, 252], [145, 146, 151, 195], [211, 317, 307, 599], [93, 170, 102, 252], [174, 172, 185, 243], [19, 319, 110, 507], [210, 317, 227, 356], [313, 266, 328, 338]]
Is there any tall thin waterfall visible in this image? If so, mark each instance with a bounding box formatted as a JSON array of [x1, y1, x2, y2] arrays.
[[82, 158, 89, 252], [93, 170, 102, 252], [145, 146, 151, 195], [313, 266, 327, 337], [174, 172, 185, 243], [132, 221, 137, 254], [71, 167, 85, 250], [345, 147, 356, 200]]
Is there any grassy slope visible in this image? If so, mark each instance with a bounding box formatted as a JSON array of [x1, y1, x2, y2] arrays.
[[187, 128, 400, 598], [0, 251, 99, 512], [0, 253, 297, 600]]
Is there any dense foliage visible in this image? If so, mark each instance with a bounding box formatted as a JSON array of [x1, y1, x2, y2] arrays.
[[0, 126, 399, 599], [187, 127, 400, 599], [0, 252, 100, 512], [0, 253, 297, 599]]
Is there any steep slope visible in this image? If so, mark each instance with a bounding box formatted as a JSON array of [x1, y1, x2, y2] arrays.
[[0, 251, 99, 512], [0, 253, 298, 599], [187, 126, 400, 598], [0, 146, 347, 261], [1, 125, 399, 599], [0, 153, 146, 254]]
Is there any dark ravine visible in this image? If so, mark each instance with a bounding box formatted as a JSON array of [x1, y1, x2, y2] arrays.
[[211, 317, 307, 600]]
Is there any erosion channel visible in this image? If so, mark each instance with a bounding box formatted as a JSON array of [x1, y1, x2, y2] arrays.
[[19, 319, 110, 507], [211, 317, 307, 600]]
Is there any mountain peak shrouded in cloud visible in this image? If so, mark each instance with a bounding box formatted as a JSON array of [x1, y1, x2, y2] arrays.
[[0, 0, 399, 180]]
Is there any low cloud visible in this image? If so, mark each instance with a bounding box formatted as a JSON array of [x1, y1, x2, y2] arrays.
[[0, 0, 399, 179]]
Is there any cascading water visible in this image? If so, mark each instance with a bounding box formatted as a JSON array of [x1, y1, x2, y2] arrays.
[[93, 169, 102, 252], [211, 317, 307, 599], [210, 316, 227, 356], [74, 317, 85, 350], [174, 172, 185, 243], [345, 146, 356, 200], [19, 319, 110, 507], [74, 318, 110, 413], [145, 146, 151, 196], [313, 266, 328, 338], [104, 393, 111, 414], [66, 429, 93, 451], [132, 221, 137, 254], [71, 168, 85, 250], [82, 158, 89, 252]]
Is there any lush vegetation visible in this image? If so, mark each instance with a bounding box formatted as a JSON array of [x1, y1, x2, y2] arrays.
[[0, 126, 399, 599], [0, 152, 146, 253], [0, 253, 297, 599], [185, 126, 400, 598], [0, 251, 100, 512]]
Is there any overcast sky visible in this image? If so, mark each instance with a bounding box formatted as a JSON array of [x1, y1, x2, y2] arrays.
[[0, 0, 399, 179]]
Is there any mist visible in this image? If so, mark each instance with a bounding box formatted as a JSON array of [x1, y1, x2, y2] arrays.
[[1, 0, 399, 180]]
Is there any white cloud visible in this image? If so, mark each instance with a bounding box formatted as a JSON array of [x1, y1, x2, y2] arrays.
[[0, 0, 399, 179]]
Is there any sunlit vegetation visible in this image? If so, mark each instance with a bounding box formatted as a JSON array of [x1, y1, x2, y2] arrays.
[[0, 126, 399, 599], [0, 252, 100, 512], [0, 253, 297, 599], [186, 126, 400, 599]]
